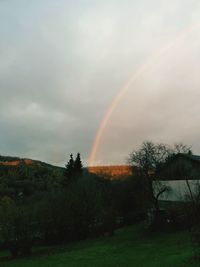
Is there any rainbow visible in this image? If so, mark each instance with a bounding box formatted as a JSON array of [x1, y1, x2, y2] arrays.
[[88, 23, 199, 166]]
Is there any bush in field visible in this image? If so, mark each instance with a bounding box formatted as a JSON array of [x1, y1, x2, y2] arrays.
[[0, 196, 35, 257], [66, 173, 103, 240], [112, 175, 148, 225]]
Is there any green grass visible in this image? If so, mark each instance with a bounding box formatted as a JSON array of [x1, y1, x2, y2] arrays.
[[0, 224, 199, 267]]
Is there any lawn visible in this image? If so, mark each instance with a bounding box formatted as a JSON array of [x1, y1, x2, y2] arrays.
[[0, 224, 199, 267]]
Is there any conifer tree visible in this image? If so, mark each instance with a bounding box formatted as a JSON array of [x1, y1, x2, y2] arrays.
[[63, 153, 83, 186], [63, 154, 74, 186], [74, 153, 83, 177]]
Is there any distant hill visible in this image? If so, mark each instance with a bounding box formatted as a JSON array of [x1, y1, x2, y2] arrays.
[[0, 155, 21, 162], [87, 165, 132, 179], [0, 155, 63, 171], [0, 155, 132, 180]]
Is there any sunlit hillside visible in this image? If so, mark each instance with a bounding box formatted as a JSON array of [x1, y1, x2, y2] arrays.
[[0, 156, 133, 180], [87, 165, 132, 179]]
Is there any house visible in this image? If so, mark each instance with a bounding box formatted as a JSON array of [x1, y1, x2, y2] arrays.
[[155, 153, 200, 202]]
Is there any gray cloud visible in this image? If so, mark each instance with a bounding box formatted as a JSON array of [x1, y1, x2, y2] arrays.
[[1, 0, 200, 166]]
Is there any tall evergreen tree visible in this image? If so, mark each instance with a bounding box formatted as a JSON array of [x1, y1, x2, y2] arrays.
[[74, 153, 83, 177], [63, 153, 83, 186], [63, 154, 74, 186]]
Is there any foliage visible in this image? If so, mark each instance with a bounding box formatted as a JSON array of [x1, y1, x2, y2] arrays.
[[112, 175, 147, 225], [128, 141, 170, 211], [0, 146, 195, 260], [63, 153, 83, 186], [74, 153, 83, 177], [0, 195, 40, 257]]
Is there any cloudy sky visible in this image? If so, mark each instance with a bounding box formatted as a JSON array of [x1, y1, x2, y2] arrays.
[[1, 0, 200, 166]]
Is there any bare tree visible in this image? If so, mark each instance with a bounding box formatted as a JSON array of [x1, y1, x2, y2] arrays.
[[128, 141, 191, 212]]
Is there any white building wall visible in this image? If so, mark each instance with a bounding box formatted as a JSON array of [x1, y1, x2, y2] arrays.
[[153, 180, 200, 201]]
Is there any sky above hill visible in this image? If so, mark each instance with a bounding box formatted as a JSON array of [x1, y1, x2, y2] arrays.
[[1, 0, 200, 166]]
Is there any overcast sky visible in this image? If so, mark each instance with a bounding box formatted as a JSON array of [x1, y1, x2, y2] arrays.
[[1, 0, 200, 166]]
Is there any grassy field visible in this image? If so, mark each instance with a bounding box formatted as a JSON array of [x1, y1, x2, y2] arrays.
[[0, 224, 199, 267]]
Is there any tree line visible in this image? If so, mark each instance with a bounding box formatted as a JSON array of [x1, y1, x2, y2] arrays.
[[0, 152, 146, 258], [0, 142, 200, 259]]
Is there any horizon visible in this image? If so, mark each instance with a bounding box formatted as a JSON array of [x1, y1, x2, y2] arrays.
[[0, 153, 131, 167]]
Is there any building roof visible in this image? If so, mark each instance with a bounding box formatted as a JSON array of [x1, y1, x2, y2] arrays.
[[157, 153, 200, 181], [183, 153, 200, 162]]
